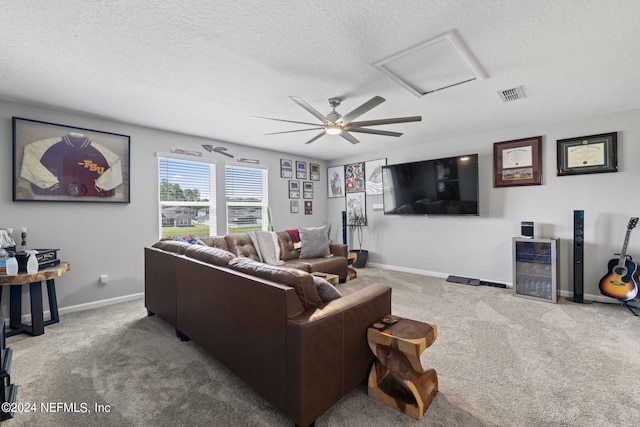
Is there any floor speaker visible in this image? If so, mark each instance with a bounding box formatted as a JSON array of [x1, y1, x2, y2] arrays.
[[342, 211, 347, 244], [567, 210, 591, 303]]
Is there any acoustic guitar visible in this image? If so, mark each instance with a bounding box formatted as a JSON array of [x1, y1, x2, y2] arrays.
[[599, 217, 639, 301]]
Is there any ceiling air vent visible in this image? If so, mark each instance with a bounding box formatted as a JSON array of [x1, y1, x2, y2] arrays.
[[498, 86, 525, 102]]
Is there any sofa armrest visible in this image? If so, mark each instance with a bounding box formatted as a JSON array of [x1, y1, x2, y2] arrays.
[[329, 243, 348, 258], [144, 247, 179, 327], [286, 283, 391, 426]]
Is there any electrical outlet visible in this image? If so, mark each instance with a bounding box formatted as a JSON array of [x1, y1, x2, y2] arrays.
[[99, 274, 108, 284]]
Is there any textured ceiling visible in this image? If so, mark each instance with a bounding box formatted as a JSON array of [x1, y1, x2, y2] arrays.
[[2, 0, 639, 160]]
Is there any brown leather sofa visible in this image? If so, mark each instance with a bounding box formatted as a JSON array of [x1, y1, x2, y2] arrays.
[[145, 239, 391, 427], [199, 231, 349, 281]]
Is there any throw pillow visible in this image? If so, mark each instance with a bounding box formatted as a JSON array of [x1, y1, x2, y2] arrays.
[[299, 225, 330, 258], [312, 275, 342, 303]]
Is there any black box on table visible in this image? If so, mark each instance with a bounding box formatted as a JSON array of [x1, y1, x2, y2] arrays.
[[16, 249, 60, 272]]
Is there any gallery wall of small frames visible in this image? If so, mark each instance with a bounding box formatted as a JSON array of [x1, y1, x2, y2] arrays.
[[280, 158, 386, 217], [281, 159, 320, 215], [327, 159, 387, 225]]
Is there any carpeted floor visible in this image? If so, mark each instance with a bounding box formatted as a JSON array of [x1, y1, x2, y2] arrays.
[[4, 267, 640, 426]]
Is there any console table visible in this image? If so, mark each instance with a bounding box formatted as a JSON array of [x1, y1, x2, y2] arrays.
[[367, 316, 439, 420], [0, 262, 70, 337]]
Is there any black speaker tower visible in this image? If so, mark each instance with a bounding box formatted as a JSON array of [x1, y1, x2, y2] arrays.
[[342, 211, 347, 244], [567, 210, 591, 304]]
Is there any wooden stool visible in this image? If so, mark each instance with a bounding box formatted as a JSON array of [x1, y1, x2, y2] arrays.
[[367, 316, 438, 419], [347, 252, 358, 280]]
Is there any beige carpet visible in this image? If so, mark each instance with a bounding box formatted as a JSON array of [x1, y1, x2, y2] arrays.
[[5, 267, 640, 426]]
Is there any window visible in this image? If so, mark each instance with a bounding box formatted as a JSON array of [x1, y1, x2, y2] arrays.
[[225, 164, 268, 234], [158, 156, 216, 238]]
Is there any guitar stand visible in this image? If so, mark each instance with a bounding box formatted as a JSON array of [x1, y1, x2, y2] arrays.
[[622, 302, 639, 317]]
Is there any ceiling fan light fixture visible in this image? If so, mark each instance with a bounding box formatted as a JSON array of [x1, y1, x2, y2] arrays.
[[325, 125, 342, 135]]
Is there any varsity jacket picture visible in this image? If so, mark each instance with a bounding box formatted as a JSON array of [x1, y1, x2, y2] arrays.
[[20, 133, 123, 197]]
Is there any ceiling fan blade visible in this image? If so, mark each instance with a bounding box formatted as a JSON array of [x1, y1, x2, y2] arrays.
[[340, 132, 360, 145], [346, 128, 403, 137], [250, 116, 323, 127], [265, 128, 325, 135], [339, 96, 385, 124], [349, 116, 422, 127], [290, 96, 333, 125], [305, 131, 327, 145]]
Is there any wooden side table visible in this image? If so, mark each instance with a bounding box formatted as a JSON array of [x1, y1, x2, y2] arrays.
[[346, 252, 357, 280], [367, 316, 438, 420], [0, 262, 70, 337], [312, 272, 339, 286]]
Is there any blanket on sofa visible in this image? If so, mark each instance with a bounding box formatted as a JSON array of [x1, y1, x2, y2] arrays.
[[248, 231, 284, 265]]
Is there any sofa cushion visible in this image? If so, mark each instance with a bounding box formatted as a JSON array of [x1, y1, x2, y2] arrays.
[[184, 245, 236, 266], [225, 234, 260, 261], [299, 225, 330, 259], [198, 236, 230, 251], [152, 240, 191, 254], [312, 276, 342, 303], [277, 231, 300, 261], [228, 257, 322, 309]]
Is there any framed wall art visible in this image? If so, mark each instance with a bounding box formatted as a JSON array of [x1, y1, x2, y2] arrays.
[[345, 162, 365, 193], [304, 200, 313, 215], [557, 132, 617, 176], [309, 163, 320, 181], [493, 136, 542, 187], [296, 161, 307, 179], [365, 158, 387, 195], [303, 181, 314, 199], [327, 165, 345, 198], [280, 159, 293, 178], [288, 180, 300, 199], [12, 117, 131, 203], [290, 200, 299, 213], [346, 191, 367, 224]]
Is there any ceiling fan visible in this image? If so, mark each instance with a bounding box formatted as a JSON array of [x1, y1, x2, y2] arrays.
[[251, 96, 422, 145]]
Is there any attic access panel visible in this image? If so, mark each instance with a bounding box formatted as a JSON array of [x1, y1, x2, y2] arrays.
[[373, 31, 488, 98]]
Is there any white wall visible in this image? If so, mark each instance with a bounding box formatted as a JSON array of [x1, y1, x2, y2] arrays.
[[329, 109, 640, 301], [0, 100, 327, 315]]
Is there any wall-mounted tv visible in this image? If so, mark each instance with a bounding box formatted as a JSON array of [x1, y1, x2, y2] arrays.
[[382, 154, 479, 216]]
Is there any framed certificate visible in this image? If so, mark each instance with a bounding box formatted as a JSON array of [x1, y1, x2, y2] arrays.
[[557, 132, 617, 176], [493, 136, 542, 187]]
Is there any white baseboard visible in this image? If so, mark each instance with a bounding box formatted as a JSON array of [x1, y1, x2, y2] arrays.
[[366, 262, 622, 305], [5, 292, 145, 324], [367, 262, 449, 279]]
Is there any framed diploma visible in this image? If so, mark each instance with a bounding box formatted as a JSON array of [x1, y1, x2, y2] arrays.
[[493, 136, 542, 187], [557, 132, 617, 176]]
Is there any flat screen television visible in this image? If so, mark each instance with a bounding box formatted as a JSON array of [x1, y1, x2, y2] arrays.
[[382, 154, 479, 216]]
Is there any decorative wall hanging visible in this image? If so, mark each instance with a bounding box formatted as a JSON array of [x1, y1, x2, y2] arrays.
[[557, 132, 617, 176], [13, 117, 131, 203], [280, 159, 293, 178], [296, 161, 307, 179], [328, 165, 345, 198], [493, 136, 542, 187], [288, 180, 300, 199], [303, 181, 314, 199], [202, 145, 234, 157], [237, 158, 259, 164], [345, 162, 365, 193], [346, 192, 367, 224], [170, 148, 202, 157], [290, 200, 299, 213], [365, 158, 387, 195], [309, 163, 320, 181], [304, 201, 313, 215]]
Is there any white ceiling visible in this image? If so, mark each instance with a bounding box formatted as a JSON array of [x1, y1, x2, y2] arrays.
[[2, 1, 639, 161]]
